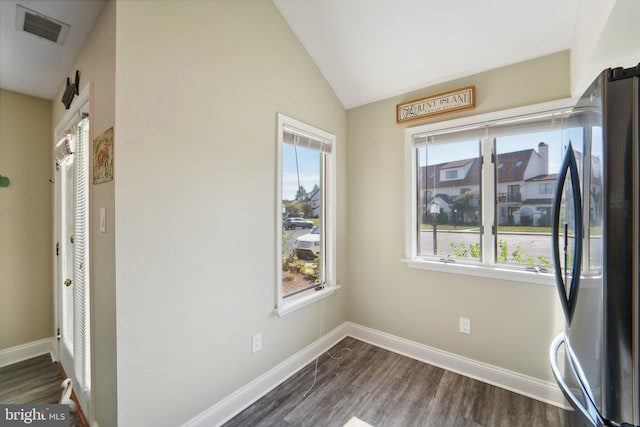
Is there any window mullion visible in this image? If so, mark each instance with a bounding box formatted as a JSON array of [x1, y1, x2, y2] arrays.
[[407, 145, 419, 260], [481, 135, 495, 265]]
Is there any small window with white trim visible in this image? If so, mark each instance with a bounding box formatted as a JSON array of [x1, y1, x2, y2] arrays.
[[276, 114, 336, 316]]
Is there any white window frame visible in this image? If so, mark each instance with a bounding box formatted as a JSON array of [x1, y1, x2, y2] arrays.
[[275, 114, 337, 316], [404, 98, 576, 285]]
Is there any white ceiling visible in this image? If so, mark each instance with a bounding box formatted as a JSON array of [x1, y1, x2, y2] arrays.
[[274, 0, 581, 109], [0, 0, 105, 100], [1, 0, 581, 108]]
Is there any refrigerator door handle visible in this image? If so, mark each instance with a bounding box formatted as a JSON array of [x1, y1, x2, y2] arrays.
[[550, 334, 604, 427], [551, 143, 584, 324]]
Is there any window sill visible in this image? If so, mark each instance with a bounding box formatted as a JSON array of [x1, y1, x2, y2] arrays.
[[403, 258, 556, 286], [275, 285, 340, 317]]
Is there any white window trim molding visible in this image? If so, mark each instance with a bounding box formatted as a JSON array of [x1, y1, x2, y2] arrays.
[[403, 258, 556, 286], [275, 114, 337, 317], [275, 286, 341, 317], [404, 98, 577, 285]]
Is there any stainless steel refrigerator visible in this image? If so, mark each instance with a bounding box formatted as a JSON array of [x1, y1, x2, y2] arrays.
[[550, 64, 639, 427]]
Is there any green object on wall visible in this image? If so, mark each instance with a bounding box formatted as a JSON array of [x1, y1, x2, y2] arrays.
[[0, 175, 10, 187]]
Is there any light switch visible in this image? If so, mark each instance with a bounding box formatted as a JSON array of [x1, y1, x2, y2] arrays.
[[100, 208, 106, 233]]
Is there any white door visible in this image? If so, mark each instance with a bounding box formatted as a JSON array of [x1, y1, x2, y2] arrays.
[[58, 147, 75, 366], [54, 113, 91, 416]]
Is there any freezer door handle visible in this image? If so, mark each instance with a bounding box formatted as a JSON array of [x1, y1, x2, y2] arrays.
[[551, 143, 583, 324], [550, 333, 604, 427]]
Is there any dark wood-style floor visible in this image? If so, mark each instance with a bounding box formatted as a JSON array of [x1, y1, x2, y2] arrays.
[[0, 354, 64, 404], [224, 337, 575, 427], [0, 354, 87, 427]]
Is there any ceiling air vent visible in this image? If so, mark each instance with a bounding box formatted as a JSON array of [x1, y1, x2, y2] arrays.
[[15, 4, 70, 45]]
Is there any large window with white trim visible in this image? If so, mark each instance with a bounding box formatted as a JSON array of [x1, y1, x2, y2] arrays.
[[276, 114, 336, 315], [406, 99, 582, 282]]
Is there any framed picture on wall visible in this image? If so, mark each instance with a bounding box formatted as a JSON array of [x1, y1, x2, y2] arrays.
[[93, 127, 114, 184]]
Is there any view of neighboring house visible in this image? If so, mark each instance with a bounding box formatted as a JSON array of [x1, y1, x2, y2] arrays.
[[283, 186, 321, 218], [421, 142, 559, 226], [300, 187, 321, 217]]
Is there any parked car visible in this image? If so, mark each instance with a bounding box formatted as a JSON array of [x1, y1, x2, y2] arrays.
[[283, 217, 313, 230], [294, 226, 320, 259]]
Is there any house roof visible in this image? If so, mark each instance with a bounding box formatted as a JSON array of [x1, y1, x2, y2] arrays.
[[526, 174, 558, 182], [306, 188, 320, 199], [496, 149, 535, 182], [424, 158, 481, 188], [441, 159, 473, 169], [433, 193, 454, 204], [297, 187, 319, 202], [422, 148, 540, 188]]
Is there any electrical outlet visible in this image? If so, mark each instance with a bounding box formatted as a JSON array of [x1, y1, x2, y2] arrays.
[[459, 317, 471, 334], [252, 333, 262, 353]]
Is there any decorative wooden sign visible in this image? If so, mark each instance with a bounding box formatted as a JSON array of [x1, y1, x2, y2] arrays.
[[396, 86, 475, 123]]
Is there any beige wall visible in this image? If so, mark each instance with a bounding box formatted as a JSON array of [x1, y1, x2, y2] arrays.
[[5, 1, 640, 424], [114, 1, 347, 425], [345, 52, 570, 382], [0, 90, 52, 350], [571, 0, 640, 95], [51, 1, 116, 426]]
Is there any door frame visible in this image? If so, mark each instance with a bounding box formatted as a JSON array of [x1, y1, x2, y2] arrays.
[[52, 83, 94, 420]]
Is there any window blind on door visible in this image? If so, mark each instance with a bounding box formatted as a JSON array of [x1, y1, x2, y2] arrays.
[[72, 116, 91, 395]]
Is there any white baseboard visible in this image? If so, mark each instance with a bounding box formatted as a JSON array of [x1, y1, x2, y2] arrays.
[[342, 322, 569, 410], [183, 321, 569, 426], [0, 337, 54, 368], [182, 324, 349, 427]]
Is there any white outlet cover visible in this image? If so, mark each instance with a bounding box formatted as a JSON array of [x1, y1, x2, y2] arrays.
[[459, 317, 471, 334], [99, 208, 106, 233], [252, 333, 262, 352]]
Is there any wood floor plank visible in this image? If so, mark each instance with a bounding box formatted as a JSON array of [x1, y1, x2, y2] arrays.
[[224, 337, 572, 427], [358, 356, 441, 426], [0, 354, 62, 404], [0, 354, 89, 427]]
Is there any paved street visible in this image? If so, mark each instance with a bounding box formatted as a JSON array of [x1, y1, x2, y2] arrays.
[[420, 229, 552, 261], [419, 229, 602, 266], [284, 227, 601, 269]]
